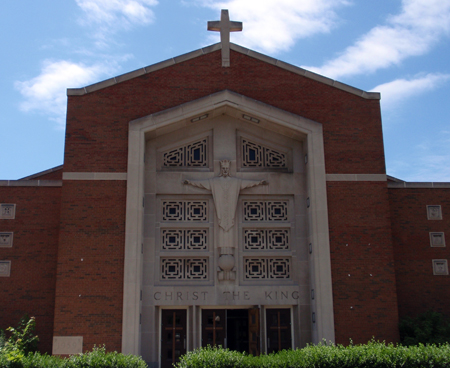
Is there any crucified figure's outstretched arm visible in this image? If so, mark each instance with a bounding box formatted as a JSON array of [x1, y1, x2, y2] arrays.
[[183, 179, 211, 191], [240, 179, 268, 190]]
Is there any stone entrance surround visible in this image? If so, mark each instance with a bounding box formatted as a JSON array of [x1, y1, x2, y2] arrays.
[[122, 90, 334, 364]]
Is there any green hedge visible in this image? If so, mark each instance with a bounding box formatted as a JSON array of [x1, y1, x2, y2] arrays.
[[0, 346, 147, 368], [176, 342, 450, 368]]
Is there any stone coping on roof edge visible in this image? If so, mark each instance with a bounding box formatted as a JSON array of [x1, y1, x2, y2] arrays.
[[0, 180, 62, 187], [388, 182, 450, 188], [67, 43, 380, 100]]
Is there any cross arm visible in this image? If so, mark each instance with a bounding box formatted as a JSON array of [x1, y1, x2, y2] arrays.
[[207, 21, 221, 31], [229, 21, 243, 32]]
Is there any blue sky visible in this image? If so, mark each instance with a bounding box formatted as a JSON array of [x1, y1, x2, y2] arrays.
[[1, 0, 449, 181]]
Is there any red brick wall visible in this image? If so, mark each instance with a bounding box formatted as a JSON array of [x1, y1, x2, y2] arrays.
[[389, 188, 450, 320], [327, 181, 399, 344], [30, 168, 63, 181], [0, 186, 61, 353], [57, 49, 389, 349], [53, 180, 126, 352], [64, 50, 385, 175]]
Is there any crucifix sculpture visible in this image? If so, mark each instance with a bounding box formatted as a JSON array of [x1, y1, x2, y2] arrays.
[[208, 9, 243, 67], [184, 160, 267, 280]]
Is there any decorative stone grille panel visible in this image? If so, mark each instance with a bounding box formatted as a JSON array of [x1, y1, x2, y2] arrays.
[[162, 201, 208, 222], [163, 138, 208, 167], [430, 232, 446, 247], [243, 201, 288, 222], [0, 261, 11, 277], [244, 229, 289, 250], [161, 229, 208, 251], [0, 204, 15, 219], [242, 139, 287, 169], [244, 258, 290, 279], [161, 258, 208, 280], [427, 205, 442, 220], [432, 259, 449, 275], [0, 232, 13, 248]]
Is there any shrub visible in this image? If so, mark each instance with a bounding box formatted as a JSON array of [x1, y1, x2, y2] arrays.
[[400, 311, 450, 346], [176, 341, 450, 368], [0, 316, 39, 363], [0, 346, 148, 368]]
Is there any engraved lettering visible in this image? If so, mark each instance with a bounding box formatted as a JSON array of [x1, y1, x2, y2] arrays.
[[265, 291, 273, 300], [154, 292, 161, 300], [165, 292, 173, 301], [292, 291, 299, 300], [192, 292, 199, 300], [232, 291, 239, 300], [177, 292, 183, 300], [244, 291, 250, 300], [281, 291, 288, 300], [202, 291, 208, 300], [223, 291, 231, 300]]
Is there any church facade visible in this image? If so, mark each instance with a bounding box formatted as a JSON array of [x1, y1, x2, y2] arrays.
[[1, 12, 449, 368]]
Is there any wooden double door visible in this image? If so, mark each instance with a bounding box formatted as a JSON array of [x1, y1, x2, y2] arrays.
[[201, 308, 260, 355], [161, 308, 292, 367]]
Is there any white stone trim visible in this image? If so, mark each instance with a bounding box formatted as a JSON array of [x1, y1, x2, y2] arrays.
[[122, 89, 335, 354], [326, 174, 387, 182], [388, 181, 450, 188], [62, 172, 127, 180], [67, 43, 379, 100], [0, 180, 62, 187]]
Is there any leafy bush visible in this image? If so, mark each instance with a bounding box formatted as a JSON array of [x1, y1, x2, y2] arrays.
[[0, 317, 147, 368], [176, 342, 450, 368], [0, 346, 148, 368], [400, 311, 450, 346], [0, 316, 39, 363]]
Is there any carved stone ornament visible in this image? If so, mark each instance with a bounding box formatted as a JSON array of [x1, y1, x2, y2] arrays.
[[184, 160, 267, 280]]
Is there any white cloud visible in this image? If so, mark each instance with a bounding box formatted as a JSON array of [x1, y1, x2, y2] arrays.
[[304, 0, 450, 79], [76, 0, 158, 25], [371, 73, 450, 110], [198, 0, 349, 54], [15, 60, 119, 128], [76, 0, 158, 45]]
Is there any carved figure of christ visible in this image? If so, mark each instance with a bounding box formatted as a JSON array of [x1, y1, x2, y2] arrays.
[[184, 160, 267, 250]]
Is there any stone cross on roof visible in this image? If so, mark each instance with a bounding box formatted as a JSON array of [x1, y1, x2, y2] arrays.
[[208, 9, 242, 67]]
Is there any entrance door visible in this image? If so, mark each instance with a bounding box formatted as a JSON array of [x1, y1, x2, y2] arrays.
[[201, 309, 260, 355], [248, 308, 260, 356], [266, 309, 291, 353], [201, 309, 226, 348], [161, 310, 187, 368]]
